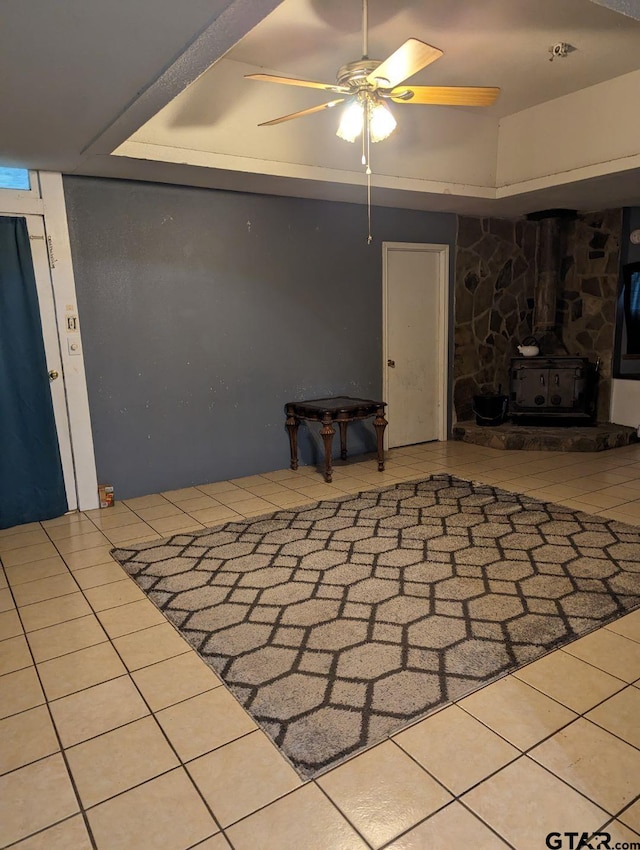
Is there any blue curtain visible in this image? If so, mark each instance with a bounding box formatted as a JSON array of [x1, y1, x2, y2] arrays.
[[0, 217, 68, 529]]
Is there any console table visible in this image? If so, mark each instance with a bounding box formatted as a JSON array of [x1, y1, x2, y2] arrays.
[[284, 396, 388, 483]]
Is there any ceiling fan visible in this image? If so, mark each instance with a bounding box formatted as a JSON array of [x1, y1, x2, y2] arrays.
[[245, 0, 500, 143]]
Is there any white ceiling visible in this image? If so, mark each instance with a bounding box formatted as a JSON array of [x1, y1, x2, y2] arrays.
[[3, 0, 640, 217], [228, 0, 640, 118]]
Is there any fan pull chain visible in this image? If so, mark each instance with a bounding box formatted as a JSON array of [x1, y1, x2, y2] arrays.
[[367, 168, 372, 245], [365, 106, 372, 244]]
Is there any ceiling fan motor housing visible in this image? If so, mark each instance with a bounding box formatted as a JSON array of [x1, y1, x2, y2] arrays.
[[337, 59, 385, 89]]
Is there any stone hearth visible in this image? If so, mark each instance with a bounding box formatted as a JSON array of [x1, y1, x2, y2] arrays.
[[452, 421, 637, 452]]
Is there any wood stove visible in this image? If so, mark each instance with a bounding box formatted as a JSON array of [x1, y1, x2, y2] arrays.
[[510, 356, 597, 421], [505, 210, 602, 424]]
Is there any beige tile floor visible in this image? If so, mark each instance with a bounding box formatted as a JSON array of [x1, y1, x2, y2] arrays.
[[2, 440, 640, 849]]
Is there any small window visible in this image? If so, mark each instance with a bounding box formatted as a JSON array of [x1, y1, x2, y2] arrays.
[[0, 167, 31, 191]]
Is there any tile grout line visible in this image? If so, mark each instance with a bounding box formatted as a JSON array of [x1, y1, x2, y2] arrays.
[[0, 814, 94, 850], [378, 796, 519, 850], [6, 538, 229, 846], [42, 517, 322, 847], [5, 594, 640, 844], [111, 490, 640, 840], [451, 700, 640, 820], [1, 561, 101, 850], [312, 778, 381, 850], [46, 480, 405, 846], [609, 792, 640, 834], [3, 453, 640, 846], [2, 532, 224, 844]]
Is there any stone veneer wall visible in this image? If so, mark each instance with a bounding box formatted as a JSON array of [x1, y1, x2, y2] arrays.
[[557, 210, 622, 422], [454, 217, 537, 422], [453, 210, 622, 424]]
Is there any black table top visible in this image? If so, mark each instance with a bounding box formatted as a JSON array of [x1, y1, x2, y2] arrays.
[[285, 396, 385, 418]]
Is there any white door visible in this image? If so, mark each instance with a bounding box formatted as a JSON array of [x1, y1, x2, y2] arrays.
[[5, 214, 77, 510], [382, 242, 449, 448]]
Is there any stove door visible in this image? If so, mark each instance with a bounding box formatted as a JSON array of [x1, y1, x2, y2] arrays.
[[548, 368, 576, 409], [511, 360, 591, 416], [514, 367, 549, 409]]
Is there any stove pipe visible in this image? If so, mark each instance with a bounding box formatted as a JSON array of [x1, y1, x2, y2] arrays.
[[533, 216, 559, 333], [526, 209, 577, 355]]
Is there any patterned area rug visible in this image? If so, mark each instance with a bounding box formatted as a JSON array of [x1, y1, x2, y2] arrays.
[[112, 475, 640, 779]]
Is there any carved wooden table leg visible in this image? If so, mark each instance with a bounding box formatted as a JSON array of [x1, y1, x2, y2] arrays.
[[285, 408, 300, 471], [339, 421, 348, 461], [373, 404, 388, 472], [320, 413, 336, 482]]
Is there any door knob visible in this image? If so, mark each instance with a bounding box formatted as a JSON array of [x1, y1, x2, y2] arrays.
[[48, 370, 59, 381], [387, 359, 396, 367]]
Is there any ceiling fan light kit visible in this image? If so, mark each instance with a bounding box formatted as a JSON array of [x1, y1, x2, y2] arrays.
[[368, 100, 397, 143], [245, 0, 500, 239], [336, 95, 396, 144], [336, 100, 364, 143]]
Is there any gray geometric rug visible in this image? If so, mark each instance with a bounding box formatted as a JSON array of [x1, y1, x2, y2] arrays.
[[112, 474, 640, 779]]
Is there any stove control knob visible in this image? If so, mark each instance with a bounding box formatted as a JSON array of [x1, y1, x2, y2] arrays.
[[550, 395, 562, 406], [534, 395, 545, 405]]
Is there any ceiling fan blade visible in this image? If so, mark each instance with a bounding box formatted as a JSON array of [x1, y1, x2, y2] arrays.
[[389, 85, 500, 106], [258, 98, 346, 127], [246, 73, 350, 95], [366, 39, 443, 89]]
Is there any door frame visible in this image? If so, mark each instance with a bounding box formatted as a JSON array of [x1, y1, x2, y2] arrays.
[[382, 241, 450, 448], [23, 213, 77, 510], [0, 171, 99, 511]]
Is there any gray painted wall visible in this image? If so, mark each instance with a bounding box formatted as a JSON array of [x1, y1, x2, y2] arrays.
[[64, 176, 456, 499]]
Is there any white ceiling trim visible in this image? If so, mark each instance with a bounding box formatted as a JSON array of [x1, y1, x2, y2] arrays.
[[113, 63, 640, 215], [113, 140, 496, 200], [496, 153, 640, 198], [115, 136, 640, 205]]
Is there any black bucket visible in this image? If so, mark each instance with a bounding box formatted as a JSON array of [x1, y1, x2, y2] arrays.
[[473, 394, 508, 426]]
